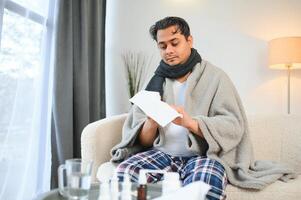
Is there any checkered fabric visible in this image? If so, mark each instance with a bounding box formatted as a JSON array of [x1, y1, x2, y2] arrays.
[[116, 149, 227, 200]]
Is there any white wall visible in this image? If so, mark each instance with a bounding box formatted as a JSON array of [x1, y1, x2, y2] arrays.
[[105, 0, 301, 116]]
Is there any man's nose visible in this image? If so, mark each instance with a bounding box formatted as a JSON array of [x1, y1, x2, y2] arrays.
[[165, 44, 174, 54]]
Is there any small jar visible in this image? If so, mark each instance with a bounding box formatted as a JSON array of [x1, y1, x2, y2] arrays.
[[162, 172, 181, 196]]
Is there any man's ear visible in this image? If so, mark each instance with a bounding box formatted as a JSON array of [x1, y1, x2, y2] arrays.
[[188, 35, 193, 48]]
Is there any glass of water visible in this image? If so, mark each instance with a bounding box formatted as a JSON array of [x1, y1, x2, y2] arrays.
[[58, 159, 93, 199]]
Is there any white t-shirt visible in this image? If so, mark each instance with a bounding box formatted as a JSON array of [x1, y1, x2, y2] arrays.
[[156, 80, 197, 157]]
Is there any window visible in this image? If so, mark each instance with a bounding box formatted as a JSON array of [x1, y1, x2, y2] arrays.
[[0, 0, 55, 199], [0, 6, 44, 159]]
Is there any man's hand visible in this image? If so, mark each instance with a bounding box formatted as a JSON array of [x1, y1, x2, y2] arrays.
[[170, 105, 203, 138], [170, 105, 192, 128]]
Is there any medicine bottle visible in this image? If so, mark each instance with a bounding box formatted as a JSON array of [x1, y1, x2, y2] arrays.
[[137, 171, 147, 200]]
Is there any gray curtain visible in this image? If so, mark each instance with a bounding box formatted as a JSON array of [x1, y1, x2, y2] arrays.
[[51, 0, 106, 187]]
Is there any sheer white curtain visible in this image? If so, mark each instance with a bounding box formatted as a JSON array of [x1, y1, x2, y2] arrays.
[[0, 0, 58, 199]]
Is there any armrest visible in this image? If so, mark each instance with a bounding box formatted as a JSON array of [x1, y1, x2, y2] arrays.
[[81, 113, 128, 182]]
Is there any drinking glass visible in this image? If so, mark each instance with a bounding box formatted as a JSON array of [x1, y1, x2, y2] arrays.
[[58, 159, 93, 199]]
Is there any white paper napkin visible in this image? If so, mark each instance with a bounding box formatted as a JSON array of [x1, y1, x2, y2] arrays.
[[129, 90, 182, 127], [153, 181, 211, 200]]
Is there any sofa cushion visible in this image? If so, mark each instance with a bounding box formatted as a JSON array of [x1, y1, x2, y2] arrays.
[[247, 115, 301, 174], [226, 175, 301, 200]]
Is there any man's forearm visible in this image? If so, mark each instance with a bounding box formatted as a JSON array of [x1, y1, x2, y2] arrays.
[[138, 118, 159, 147]]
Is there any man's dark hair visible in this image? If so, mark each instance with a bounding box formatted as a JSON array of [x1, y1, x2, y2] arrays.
[[149, 16, 191, 42]]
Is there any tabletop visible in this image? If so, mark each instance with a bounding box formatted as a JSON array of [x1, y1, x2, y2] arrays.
[[35, 183, 162, 200]]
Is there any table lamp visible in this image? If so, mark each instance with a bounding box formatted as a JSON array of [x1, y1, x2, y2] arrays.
[[268, 37, 301, 114]]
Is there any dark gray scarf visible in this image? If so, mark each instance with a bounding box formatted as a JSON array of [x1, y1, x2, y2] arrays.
[[146, 48, 202, 96]]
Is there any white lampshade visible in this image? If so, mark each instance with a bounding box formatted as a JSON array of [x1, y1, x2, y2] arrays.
[[268, 37, 301, 69]]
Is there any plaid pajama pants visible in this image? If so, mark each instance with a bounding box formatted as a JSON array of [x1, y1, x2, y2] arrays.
[[116, 149, 227, 200]]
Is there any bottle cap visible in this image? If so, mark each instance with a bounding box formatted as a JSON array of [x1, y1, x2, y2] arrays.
[[123, 173, 131, 184], [138, 170, 147, 185]]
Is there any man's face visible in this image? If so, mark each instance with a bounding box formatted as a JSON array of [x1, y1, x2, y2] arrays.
[[157, 25, 193, 66]]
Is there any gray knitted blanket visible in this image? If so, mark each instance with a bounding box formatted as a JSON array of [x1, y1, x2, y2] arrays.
[[111, 60, 296, 189]]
